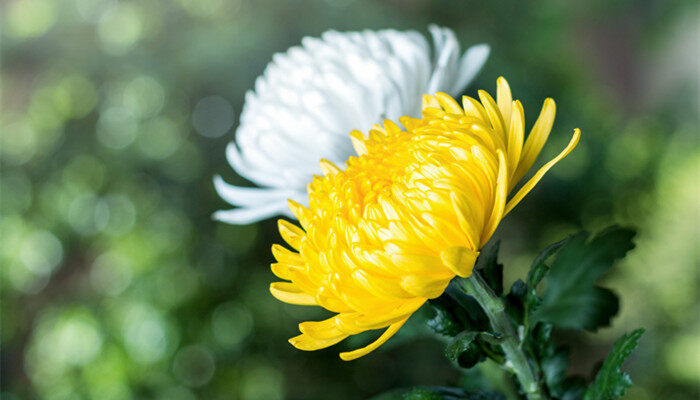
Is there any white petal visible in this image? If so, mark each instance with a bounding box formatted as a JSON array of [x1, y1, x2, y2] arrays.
[[213, 175, 300, 207], [213, 201, 293, 225], [452, 44, 491, 95]]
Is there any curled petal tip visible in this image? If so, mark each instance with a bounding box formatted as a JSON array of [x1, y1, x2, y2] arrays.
[[319, 159, 341, 175], [440, 247, 479, 277]]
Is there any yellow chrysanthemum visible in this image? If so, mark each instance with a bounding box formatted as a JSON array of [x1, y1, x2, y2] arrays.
[[270, 77, 580, 360]]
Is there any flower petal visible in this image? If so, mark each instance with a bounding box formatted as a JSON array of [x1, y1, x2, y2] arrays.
[[339, 317, 409, 361], [513, 98, 556, 183], [270, 282, 317, 305]]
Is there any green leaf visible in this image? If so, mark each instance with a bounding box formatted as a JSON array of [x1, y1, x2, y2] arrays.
[[542, 349, 569, 397], [526, 237, 569, 289], [524, 237, 571, 325], [427, 298, 464, 337], [476, 241, 503, 296], [446, 332, 484, 368], [583, 329, 645, 400], [504, 279, 526, 324], [402, 387, 506, 400], [445, 331, 505, 368], [428, 285, 490, 337], [561, 376, 587, 400], [527, 323, 572, 397], [531, 226, 636, 330]]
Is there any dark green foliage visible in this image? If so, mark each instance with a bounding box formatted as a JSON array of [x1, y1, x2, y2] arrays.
[[445, 331, 505, 368], [428, 297, 466, 337], [431, 226, 643, 400], [428, 285, 490, 337], [476, 241, 504, 296], [446, 332, 483, 368], [504, 279, 527, 324], [531, 227, 636, 330], [524, 237, 570, 326], [402, 387, 506, 400], [560, 377, 587, 400], [583, 329, 645, 400], [370, 387, 506, 400], [527, 323, 582, 399], [428, 281, 502, 371]]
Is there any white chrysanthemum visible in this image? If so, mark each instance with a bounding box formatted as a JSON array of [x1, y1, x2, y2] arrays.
[[214, 25, 490, 224]]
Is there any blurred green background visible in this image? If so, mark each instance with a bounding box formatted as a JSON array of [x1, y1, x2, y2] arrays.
[[1, 0, 698, 399]]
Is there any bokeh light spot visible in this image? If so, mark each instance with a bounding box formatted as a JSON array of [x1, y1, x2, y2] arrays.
[[98, 3, 143, 54], [123, 76, 165, 119], [1, 121, 38, 165], [74, 0, 117, 23], [177, 0, 235, 18], [211, 301, 254, 348], [97, 107, 139, 149], [172, 345, 216, 387], [20, 230, 64, 276], [122, 304, 176, 364], [101, 194, 137, 236], [26, 308, 103, 382], [6, 0, 57, 39], [53, 75, 98, 119], [90, 251, 133, 295], [67, 194, 102, 235], [136, 117, 185, 160], [192, 96, 236, 138]]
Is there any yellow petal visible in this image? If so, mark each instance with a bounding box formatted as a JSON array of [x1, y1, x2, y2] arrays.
[[270, 282, 317, 305], [504, 129, 581, 216], [435, 92, 464, 114], [513, 98, 556, 183], [319, 159, 341, 175], [278, 219, 304, 250], [399, 116, 422, 130], [478, 90, 507, 147], [353, 269, 414, 299], [449, 192, 480, 249], [271, 262, 303, 280], [506, 100, 525, 182], [496, 77, 513, 130], [287, 199, 311, 229], [384, 250, 443, 276], [299, 316, 348, 340], [271, 243, 304, 265], [289, 332, 348, 351], [382, 119, 402, 135], [352, 298, 424, 329], [339, 317, 409, 361], [399, 275, 451, 298], [422, 94, 440, 110], [482, 150, 508, 246], [315, 287, 353, 314], [462, 95, 490, 123], [350, 130, 367, 156], [440, 246, 479, 277]]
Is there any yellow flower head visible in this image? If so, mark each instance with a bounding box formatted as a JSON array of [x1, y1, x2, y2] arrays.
[[270, 77, 580, 360]]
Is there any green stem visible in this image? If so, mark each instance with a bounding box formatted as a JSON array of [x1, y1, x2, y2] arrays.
[[456, 272, 548, 400]]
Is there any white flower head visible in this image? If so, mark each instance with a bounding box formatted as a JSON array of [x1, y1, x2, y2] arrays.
[[214, 25, 490, 224]]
